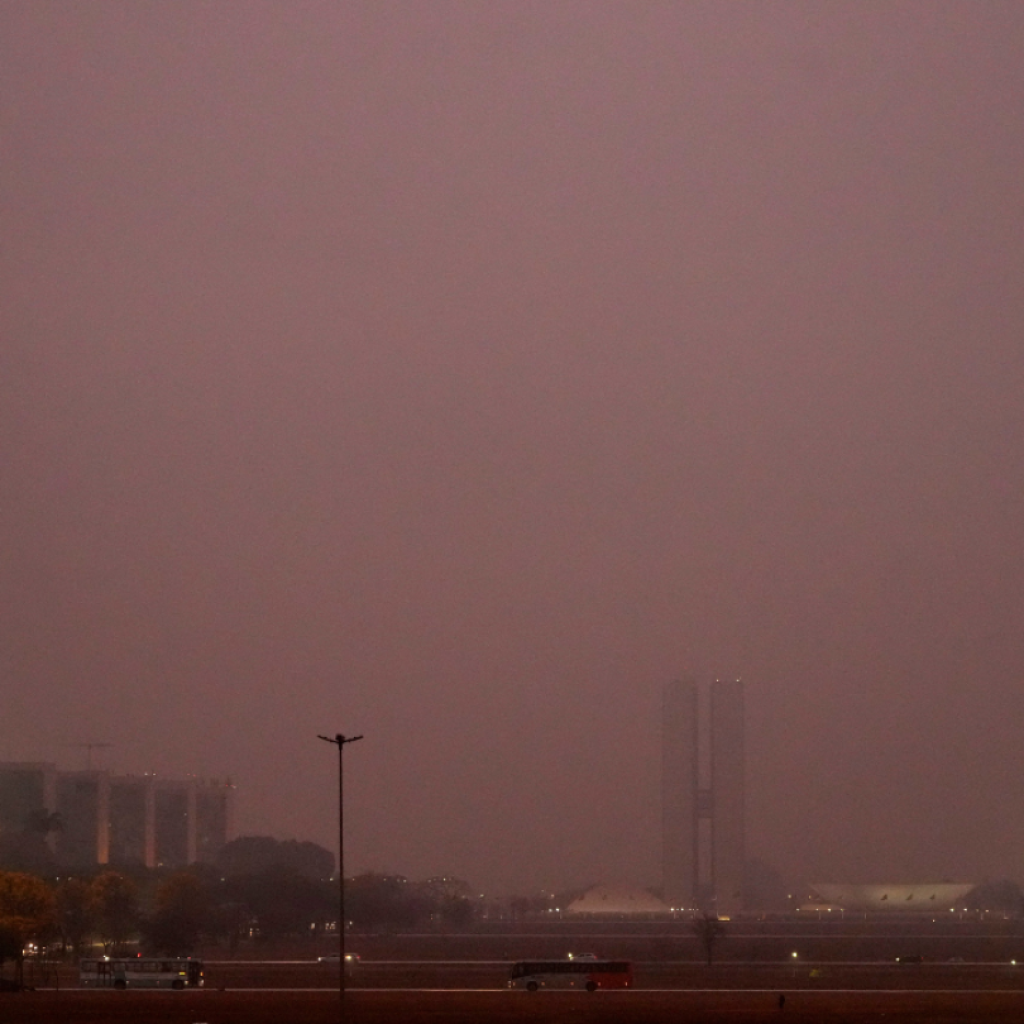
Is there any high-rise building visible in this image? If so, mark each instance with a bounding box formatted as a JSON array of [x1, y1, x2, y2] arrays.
[[710, 679, 745, 914], [662, 680, 698, 907], [0, 762, 235, 869], [195, 778, 235, 863], [154, 781, 191, 867], [107, 775, 154, 866], [662, 678, 745, 915], [55, 770, 110, 866]]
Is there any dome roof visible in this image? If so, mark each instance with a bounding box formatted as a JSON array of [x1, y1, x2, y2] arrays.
[[566, 884, 669, 916], [808, 882, 975, 912]]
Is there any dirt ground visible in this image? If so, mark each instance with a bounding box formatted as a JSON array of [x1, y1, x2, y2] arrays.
[[4, 989, 1024, 1024]]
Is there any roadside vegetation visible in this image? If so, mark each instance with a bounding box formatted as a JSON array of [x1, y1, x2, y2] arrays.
[[0, 835, 484, 984]]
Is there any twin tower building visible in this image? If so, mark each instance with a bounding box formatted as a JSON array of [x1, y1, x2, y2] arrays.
[[662, 678, 745, 916]]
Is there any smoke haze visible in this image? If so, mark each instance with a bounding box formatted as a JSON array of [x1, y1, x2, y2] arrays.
[[3, 1, 1023, 894]]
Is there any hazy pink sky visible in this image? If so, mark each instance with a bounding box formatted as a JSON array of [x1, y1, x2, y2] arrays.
[[3, 2, 1023, 894]]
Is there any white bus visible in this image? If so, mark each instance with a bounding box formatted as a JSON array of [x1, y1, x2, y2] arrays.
[[508, 959, 633, 991], [80, 957, 204, 990]]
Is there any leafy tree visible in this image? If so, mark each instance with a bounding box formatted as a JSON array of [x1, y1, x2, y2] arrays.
[[0, 923, 23, 987], [206, 897, 250, 955], [146, 872, 209, 954], [89, 872, 139, 955], [965, 880, 1024, 917], [56, 877, 95, 956], [0, 871, 56, 946], [217, 836, 334, 880], [691, 911, 726, 967], [281, 840, 334, 879], [437, 894, 476, 928], [225, 866, 334, 942], [0, 871, 55, 987], [420, 876, 478, 928], [216, 836, 278, 876], [346, 873, 431, 932], [507, 889, 580, 922]]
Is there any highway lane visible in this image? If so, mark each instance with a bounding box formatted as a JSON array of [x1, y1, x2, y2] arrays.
[[193, 959, 1024, 993], [39, 958, 1024, 996], [8, 989, 1024, 1024], [51, 986, 1024, 994]]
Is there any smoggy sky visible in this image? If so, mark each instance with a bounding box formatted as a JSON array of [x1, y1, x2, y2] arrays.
[[3, 2, 1024, 895]]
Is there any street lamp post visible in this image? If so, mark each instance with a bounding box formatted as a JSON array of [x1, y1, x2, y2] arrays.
[[318, 733, 362, 1013]]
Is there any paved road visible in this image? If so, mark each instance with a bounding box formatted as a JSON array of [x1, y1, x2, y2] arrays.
[[6, 989, 1024, 1024]]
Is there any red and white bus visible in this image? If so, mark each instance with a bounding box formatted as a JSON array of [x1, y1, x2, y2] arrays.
[[508, 959, 633, 991]]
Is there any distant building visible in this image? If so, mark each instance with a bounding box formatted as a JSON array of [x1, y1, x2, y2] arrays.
[[56, 771, 110, 866], [107, 775, 153, 865], [711, 680, 745, 916], [805, 883, 976, 914], [662, 681, 698, 909], [195, 778, 235, 863], [662, 679, 745, 916], [0, 762, 235, 869], [566, 884, 670, 917]]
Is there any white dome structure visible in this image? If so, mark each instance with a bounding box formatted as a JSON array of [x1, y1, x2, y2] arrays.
[[807, 883, 975, 913], [566, 884, 670, 917]]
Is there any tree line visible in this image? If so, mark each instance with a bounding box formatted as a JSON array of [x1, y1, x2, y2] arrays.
[[0, 835, 480, 974]]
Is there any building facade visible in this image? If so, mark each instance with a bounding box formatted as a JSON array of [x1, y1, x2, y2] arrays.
[[0, 762, 235, 869], [662, 678, 745, 915]]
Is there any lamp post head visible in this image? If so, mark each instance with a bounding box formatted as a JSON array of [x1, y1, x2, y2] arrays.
[[318, 734, 364, 748]]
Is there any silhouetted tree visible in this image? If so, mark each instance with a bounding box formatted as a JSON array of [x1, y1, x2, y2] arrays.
[[0, 871, 56, 944], [146, 872, 209, 954], [439, 894, 476, 928], [346, 874, 432, 932], [0, 871, 56, 987], [224, 866, 333, 941], [206, 898, 250, 955], [965, 880, 1024, 917], [692, 911, 726, 966], [217, 836, 334, 879], [0, 924, 22, 988], [56, 877, 94, 956], [89, 872, 139, 955], [419, 877, 478, 929], [508, 890, 574, 922]]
